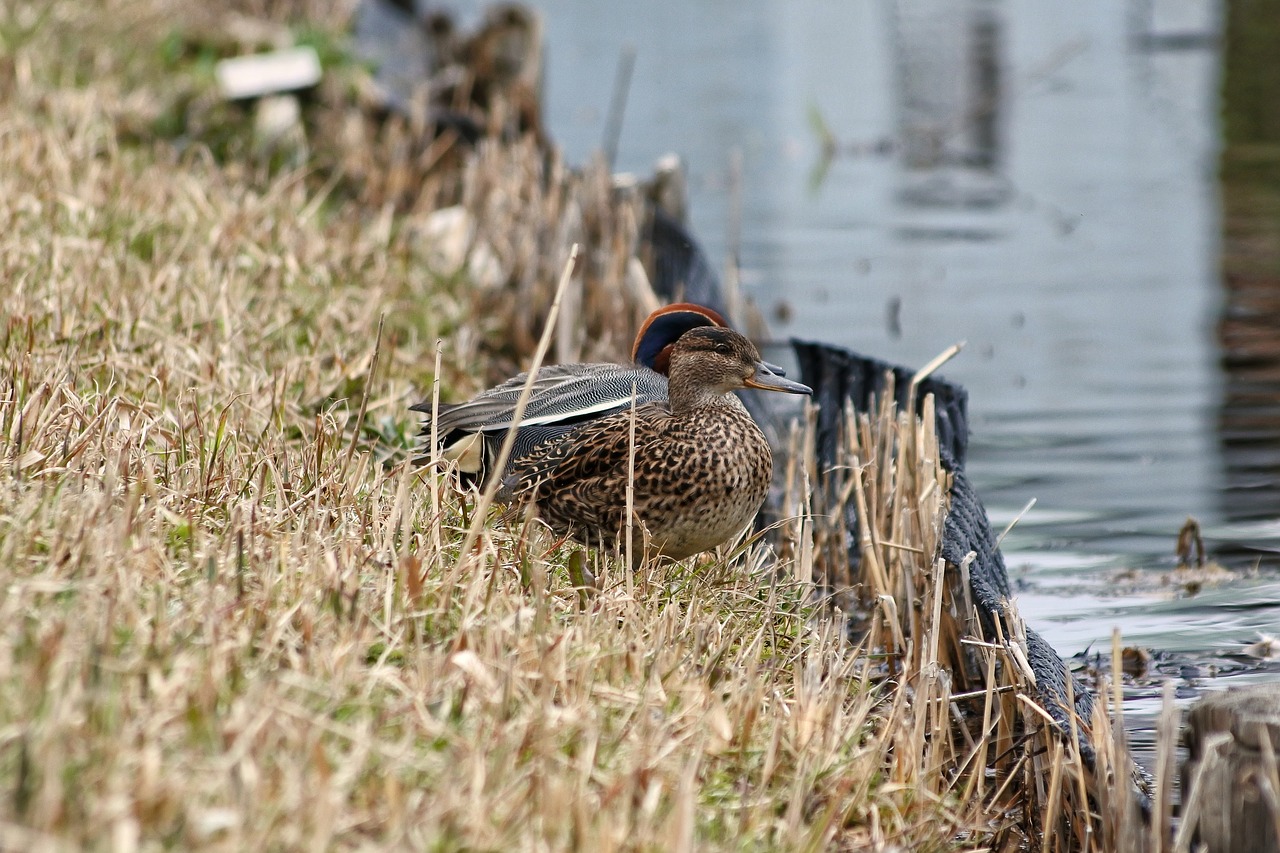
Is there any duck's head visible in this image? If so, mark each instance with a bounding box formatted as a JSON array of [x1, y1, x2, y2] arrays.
[[632, 303, 795, 381], [666, 327, 812, 403], [631, 303, 727, 373]]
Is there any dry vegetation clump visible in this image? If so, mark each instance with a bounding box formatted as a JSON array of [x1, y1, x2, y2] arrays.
[[792, 382, 1162, 852], [166, 0, 664, 378]]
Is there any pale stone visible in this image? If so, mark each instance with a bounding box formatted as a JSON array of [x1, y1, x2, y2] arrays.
[[215, 46, 321, 100]]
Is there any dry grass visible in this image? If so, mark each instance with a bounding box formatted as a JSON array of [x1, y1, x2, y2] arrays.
[[0, 2, 987, 850], [0, 1, 1164, 850]]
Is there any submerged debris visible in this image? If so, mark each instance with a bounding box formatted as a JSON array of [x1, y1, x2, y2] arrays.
[[1242, 632, 1280, 660]]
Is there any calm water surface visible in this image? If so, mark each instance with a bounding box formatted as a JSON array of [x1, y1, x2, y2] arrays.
[[482, 0, 1280, 694]]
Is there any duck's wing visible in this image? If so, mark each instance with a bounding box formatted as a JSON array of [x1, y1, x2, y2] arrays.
[[412, 364, 670, 482], [410, 364, 599, 428], [412, 365, 668, 432]]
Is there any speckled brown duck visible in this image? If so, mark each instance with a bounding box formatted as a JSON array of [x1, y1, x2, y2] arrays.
[[411, 303, 731, 485], [499, 326, 812, 562]]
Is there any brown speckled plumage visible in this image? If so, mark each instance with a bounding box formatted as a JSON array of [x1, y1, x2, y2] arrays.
[[501, 327, 812, 561]]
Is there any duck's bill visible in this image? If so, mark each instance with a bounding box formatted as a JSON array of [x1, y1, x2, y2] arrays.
[[745, 366, 813, 395]]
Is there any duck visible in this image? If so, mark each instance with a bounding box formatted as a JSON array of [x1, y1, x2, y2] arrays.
[[413, 303, 783, 485], [499, 326, 812, 562]]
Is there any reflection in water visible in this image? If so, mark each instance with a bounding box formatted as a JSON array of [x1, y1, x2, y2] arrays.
[[1218, 0, 1280, 553], [1220, 271, 1280, 529], [892, 0, 1007, 209]]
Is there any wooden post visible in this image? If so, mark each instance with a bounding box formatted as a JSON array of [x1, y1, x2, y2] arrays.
[[1181, 683, 1280, 853]]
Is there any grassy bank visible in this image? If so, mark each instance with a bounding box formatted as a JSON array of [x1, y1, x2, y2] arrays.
[[0, 2, 1002, 849]]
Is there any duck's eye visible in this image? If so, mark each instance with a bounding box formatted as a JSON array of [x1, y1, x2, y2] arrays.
[[712, 343, 734, 356]]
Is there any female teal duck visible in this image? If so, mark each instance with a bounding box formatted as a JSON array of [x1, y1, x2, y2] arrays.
[[500, 326, 812, 561], [412, 303, 733, 484]]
